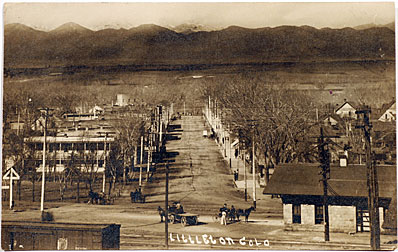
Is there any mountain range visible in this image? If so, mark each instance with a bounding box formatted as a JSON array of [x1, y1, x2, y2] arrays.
[[4, 22, 395, 67], [353, 22, 395, 31], [169, 23, 218, 34]]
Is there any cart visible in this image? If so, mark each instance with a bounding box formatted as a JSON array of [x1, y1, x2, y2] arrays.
[[130, 191, 145, 203], [169, 212, 199, 226]]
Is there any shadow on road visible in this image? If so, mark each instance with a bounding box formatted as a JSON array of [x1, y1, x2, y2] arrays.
[[168, 124, 182, 131], [165, 134, 181, 141], [164, 151, 179, 159]]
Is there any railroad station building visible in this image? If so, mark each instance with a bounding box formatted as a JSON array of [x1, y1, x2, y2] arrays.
[[263, 164, 396, 234]]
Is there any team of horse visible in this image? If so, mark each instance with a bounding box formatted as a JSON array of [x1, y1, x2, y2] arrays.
[[87, 190, 116, 205], [236, 206, 256, 222], [222, 206, 255, 223], [87, 190, 105, 204], [158, 206, 255, 224]]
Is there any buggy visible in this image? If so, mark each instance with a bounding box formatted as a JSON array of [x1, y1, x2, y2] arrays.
[[130, 190, 145, 203], [170, 213, 199, 226], [168, 202, 199, 226]]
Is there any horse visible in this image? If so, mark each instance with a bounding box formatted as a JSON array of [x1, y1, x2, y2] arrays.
[[228, 207, 237, 222], [237, 206, 255, 223], [131, 190, 145, 203], [88, 190, 102, 204], [158, 206, 166, 223]]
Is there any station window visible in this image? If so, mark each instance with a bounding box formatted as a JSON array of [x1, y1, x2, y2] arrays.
[[36, 143, 43, 150], [75, 143, 84, 151], [88, 143, 97, 152], [315, 205, 324, 224], [63, 143, 72, 152], [292, 204, 301, 224], [49, 143, 59, 152]]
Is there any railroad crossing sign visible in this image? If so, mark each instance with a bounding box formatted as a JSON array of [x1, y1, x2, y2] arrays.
[[3, 167, 20, 180], [3, 167, 20, 209]]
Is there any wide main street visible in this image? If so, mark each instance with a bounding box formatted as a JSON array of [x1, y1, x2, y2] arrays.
[[2, 115, 396, 250]]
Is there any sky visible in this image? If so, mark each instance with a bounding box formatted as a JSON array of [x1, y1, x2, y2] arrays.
[[2, 2, 396, 31]]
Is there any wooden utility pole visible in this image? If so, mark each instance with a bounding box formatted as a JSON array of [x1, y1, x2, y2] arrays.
[[102, 134, 107, 193], [229, 124, 232, 168], [160, 120, 163, 145], [139, 135, 144, 189], [165, 163, 169, 249], [147, 125, 152, 181], [356, 108, 380, 250], [252, 132, 256, 209], [243, 148, 247, 201], [16, 108, 20, 136], [39, 108, 52, 213], [10, 172, 14, 209], [319, 127, 330, 242]]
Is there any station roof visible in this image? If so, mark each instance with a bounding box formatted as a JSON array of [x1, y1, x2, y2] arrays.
[[263, 163, 396, 198]]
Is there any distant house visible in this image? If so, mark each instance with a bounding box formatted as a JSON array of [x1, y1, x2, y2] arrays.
[[335, 101, 357, 119], [62, 113, 99, 122], [372, 121, 396, 164], [323, 115, 339, 126], [9, 120, 25, 132], [31, 115, 62, 132], [378, 101, 396, 122], [89, 105, 104, 116], [263, 164, 396, 234], [32, 116, 46, 132], [115, 94, 130, 107]]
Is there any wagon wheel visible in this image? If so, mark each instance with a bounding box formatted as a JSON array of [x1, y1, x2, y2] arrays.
[[212, 215, 219, 223], [181, 217, 187, 227], [169, 214, 176, 224]]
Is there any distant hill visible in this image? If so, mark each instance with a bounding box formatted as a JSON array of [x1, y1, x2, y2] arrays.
[[50, 22, 93, 34], [4, 23, 395, 67], [354, 22, 395, 31], [170, 23, 218, 34]]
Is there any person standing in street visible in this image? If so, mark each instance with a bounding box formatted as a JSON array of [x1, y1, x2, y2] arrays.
[[220, 203, 228, 225], [221, 210, 227, 225]]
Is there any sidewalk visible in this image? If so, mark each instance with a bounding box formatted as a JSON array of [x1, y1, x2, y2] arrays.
[[213, 137, 261, 189], [265, 227, 397, 250]]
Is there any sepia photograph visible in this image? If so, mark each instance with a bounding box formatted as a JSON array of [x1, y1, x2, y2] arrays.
[[1, 1, 397, 250]]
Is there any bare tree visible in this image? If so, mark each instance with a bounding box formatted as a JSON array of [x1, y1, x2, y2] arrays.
[[111, 112, 146, 184], [204, 74, 316, 176]]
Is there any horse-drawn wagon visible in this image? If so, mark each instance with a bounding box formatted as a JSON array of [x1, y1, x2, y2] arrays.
[[130, 190, 145, 203], [169, 212, 199, 226], [158, 202, 199, 226]]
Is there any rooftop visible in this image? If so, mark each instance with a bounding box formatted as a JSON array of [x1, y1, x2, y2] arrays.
[[263, 163, 396, 198]]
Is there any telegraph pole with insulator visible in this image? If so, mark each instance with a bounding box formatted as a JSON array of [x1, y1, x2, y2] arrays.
[[355, 107, 380, 250], [318, 126, 330, 242], [165, 162, 169, 249]]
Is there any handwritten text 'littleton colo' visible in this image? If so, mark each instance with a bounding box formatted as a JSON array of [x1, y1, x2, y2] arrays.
[[170, 233, 270, 247]]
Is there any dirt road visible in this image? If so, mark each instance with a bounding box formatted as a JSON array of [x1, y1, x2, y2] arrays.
[[146, 115, 256, 211]]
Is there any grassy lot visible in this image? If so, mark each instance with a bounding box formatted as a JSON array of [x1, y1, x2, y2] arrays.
[[4, 60, 395, 110]]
